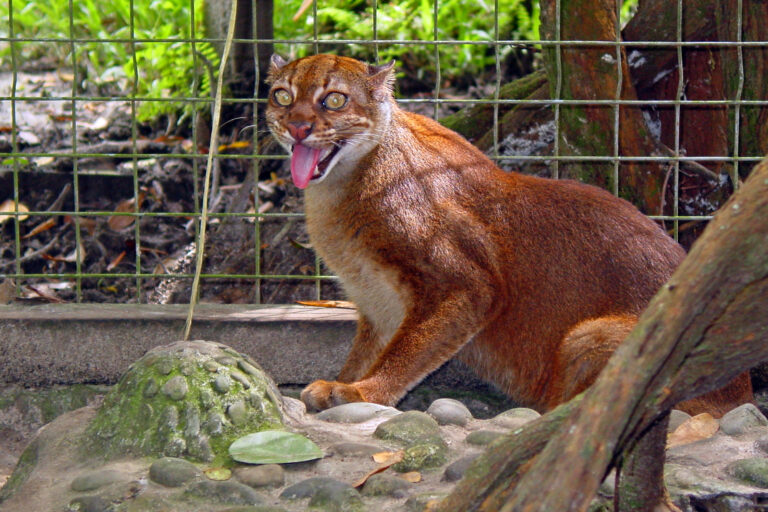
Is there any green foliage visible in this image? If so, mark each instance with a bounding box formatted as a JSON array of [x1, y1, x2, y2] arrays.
[[0, 0, 218, 122], [274, 0, 638, 85], [275, 0, 541, 84]]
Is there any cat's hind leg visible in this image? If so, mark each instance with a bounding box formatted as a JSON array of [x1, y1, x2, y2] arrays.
[[549, 314, 635, 408], [550, 314, 754, 417]]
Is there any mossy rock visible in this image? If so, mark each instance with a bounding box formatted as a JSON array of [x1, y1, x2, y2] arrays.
[[83, 340, 285, 466]]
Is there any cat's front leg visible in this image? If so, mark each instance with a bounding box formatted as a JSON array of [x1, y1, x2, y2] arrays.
[[336, 314, 385, 382], [301, 290, 490, 411]]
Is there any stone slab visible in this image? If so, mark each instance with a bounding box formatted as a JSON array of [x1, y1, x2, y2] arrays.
[[0, 304, 489, 391], [0, 304, 356, 386]]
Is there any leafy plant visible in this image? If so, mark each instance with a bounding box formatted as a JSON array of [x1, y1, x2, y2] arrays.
[[274, 0, 639, 87], [275, 0, 541, 85], [0, 0, 218, 122]]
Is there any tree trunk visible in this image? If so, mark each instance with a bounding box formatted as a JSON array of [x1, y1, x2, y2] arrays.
[[436, 157, 768, 511], [442, 0, 768, 219], [539, 0, 665, 211]]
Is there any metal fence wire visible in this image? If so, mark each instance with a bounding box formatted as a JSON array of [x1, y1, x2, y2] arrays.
[[0, 0, 766, 305]]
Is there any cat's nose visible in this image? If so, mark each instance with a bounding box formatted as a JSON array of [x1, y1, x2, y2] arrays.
[[288, 121, 313, 142]]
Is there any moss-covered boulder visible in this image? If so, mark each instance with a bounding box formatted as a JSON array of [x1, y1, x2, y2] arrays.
[[83, 340, 284, 465]]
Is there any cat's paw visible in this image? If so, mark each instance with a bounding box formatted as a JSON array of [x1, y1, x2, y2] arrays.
[[300, 380, 365, 412]]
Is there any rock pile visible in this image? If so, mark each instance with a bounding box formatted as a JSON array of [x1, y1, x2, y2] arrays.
[[1, 340, 768, 512]]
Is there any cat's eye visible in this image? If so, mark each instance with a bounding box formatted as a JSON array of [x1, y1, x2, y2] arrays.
[[322, 92, 348, 111], [272, 88, 292, 106]]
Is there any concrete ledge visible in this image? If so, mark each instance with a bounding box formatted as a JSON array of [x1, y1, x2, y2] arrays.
[[0, 304, 490, 393], [0, 304, 357, 386]]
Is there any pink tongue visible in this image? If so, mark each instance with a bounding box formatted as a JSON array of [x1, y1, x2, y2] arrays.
[[290, 144, 322, 189]]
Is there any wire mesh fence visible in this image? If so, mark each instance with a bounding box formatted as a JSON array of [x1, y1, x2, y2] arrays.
[[0, 0, 766, 305]]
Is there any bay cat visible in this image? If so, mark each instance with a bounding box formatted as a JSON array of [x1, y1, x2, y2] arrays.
[[265, 53, 753, 416]]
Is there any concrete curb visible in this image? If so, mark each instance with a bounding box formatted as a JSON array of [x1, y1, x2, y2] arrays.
[[0, 304, 487, 391], [0, 304, 356, 386]]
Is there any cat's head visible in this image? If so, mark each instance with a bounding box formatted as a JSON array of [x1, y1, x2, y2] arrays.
[[266, 54, 395, 189]]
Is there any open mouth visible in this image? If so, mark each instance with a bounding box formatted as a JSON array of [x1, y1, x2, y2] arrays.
[[290, 143, 342, 189]]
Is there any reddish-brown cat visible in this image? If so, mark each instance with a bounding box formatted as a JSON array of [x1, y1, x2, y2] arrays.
[[265, 54, 752, 416]]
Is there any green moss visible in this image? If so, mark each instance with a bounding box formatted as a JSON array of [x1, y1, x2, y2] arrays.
[[394, 442, 448, 472], [83, 341, 285, 467], [0, 435, 39, 503], [439, 69, 548, 142]]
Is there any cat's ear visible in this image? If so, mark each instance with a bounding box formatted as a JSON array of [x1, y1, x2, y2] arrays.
[[267, 54, 288, 82], [367, 60, 395, 100]]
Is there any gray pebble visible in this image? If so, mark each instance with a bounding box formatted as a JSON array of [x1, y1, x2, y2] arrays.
[[70, 469, 129, 492], [280, 476, 353, 500], [395, 442, 448, 472], [68, 495, 111, 512], [156, 356, 175, 375], [142, 378, 159, 398], [214, 374, 233, 393], [238, 360, 262, 376], [149, 457, 201, 487], [317, 402, 400, 423], [668, 409, 692, 432], [361, 473, 411, 497], [227, 399, 249, 425], [200, 388, 215, 409], [443, 453, 481, 482], [726, 458, 768, 488], [491, 408, 541, 429], [327, 442, 383, 457], [427, 398, 473, 426], [720, 403, 768, 436], [755, 434, 768, 454], [231, 371, 252, 389], [219, 507, 288, 512], [185, 479, 265, 505], [184, 406, 201, 437], [405, 492, 449, 512], [161, 375, 188, 400], [180, 360, 196, 376], [159, 404, 179, 431], [164, 436, 186, 457], [203, 412, 224, 435], [309, 482, 364, 511], [374, 410, 442, 446], [234, 464, 285, 488], [465, 430, 504, 446]]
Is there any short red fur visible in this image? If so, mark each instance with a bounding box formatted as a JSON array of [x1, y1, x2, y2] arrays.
[[265, 54, 752, 417]]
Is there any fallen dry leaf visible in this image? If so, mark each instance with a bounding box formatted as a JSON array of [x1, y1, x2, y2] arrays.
[[296, 300, 356, 309], [399, 471, 422, 483], [667, 413, 719, 448], [63, 216, 98, 236], [352, 451, 405, 489], [107, 250, 127, 271], [218, 140, 251, 152], [108, 192, 145, 231], [204, 467, 231, 481], [22, 217, 57, 239], [62, 243, 87, 263], [24, 285, 64, 303], [372, 451, 404, 464], [0, 199, 29, 225]]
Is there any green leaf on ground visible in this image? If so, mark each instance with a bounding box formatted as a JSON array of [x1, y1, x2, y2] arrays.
[[229, 430, 323, 464]]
